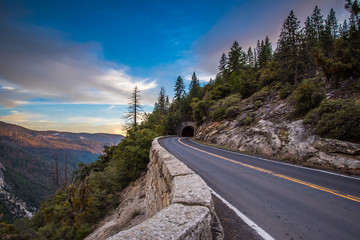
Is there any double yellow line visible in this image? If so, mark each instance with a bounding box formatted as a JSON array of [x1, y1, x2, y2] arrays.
[[178, 138, 360, 203]]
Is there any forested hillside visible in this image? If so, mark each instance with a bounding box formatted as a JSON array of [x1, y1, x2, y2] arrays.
[[1, 1, 359, 239]]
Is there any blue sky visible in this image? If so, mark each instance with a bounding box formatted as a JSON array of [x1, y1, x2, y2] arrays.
[[0, 0, 349, 134]]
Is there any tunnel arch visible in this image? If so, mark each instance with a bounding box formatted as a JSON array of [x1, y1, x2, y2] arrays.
[[181, 126, 194, 137], [176, 121, 195, 137]]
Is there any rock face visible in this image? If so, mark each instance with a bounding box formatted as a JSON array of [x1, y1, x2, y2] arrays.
[[103, 137, 223, 240], [0, 162, 36, 221], [195, 119, 360, 175], [85, 176, 147, 240]]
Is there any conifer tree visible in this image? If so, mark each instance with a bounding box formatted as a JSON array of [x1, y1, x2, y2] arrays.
[[189, 72, 201, 99], [311, 6, 324, 41], [228, 41, 246, 74], [277, 10, 301, 85], [219, 53, 228, 77], [345, 0, 360, 31], [174, 76, 185, 101], [247, 47, 254, 68], [326, 8, 339, 41], [155, 87, 166, 115], [258, 36, 272, 68]]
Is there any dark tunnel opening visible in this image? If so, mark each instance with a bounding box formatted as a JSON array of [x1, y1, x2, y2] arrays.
[[181, 126, 194, 137]]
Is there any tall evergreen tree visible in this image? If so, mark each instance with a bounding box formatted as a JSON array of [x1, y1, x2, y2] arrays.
[[326, 8, 339, 41], [258, 36, 272, 68], [228, 41, 246, 74], [189, 72, 201, 99], [155, 87, 166, 115], [247, 47, 255, 68], [277, 10, 301, 85], [340, 20, 349, 38], [219, 53, 228, 78], [345, 0, 360, 31], [174, 76, 185, 101], [311, 5, 325, 41], [126, 86, 143, 127]]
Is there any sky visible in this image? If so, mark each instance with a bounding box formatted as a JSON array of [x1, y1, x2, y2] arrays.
[[0, 0, 350, 135]]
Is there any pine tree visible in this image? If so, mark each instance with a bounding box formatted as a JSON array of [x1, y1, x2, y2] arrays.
[[326, 8, 339, 41], [345, 0, 360, 31], [277, 10, 301, 85], [126, 86, 143, 127], [219, 53, 228, 77], [311, 6, 324, 41], [301, 16, 317, 76], [228, 41, 246, 74], [189, 72, 201, 99], [174, 76, 185, 101], [247, 47, 254, 68], [258, 36, 272, 68], [155, 87, 166, 115], [340, 20, 349, 38]]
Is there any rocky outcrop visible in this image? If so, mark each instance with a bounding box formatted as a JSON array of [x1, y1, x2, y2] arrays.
[[85, 176, 147, 240], [0, 161, 36, 220], [195, 119, 360, 175], [106, 137, 223, 240]]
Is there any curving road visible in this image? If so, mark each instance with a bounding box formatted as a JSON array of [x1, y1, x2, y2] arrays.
[[161, 137, 360, 240]]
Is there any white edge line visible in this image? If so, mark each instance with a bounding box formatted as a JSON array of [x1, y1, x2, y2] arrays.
[[209, 187, 275, 240], [189, 138, 360, 181]]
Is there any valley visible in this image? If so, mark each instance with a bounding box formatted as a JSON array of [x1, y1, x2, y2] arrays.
[[0, 121, 123, 222]]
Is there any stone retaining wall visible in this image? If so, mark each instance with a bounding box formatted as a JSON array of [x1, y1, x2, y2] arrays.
[[107, 136, 223, 240]]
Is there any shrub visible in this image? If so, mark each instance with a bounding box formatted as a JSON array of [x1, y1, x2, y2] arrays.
[[210, 108, 226, 122], [254, 100, 263, 109], [243, 116, 254, 126], [307, 99, 360, 140], [225, 106, 241, 118], [279, 83, 293, 99], [208, 93, 242, 122], [293, 78, 325, 116], [238, 113, 255, 126]]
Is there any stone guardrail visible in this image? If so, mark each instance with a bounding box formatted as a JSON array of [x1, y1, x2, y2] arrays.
[[107, 136, 223, 240]]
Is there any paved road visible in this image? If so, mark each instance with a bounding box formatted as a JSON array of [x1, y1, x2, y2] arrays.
[[161, 137, 360, 240]]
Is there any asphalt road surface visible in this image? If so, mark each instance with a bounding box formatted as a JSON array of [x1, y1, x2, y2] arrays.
[[161, 137, 360, 240]]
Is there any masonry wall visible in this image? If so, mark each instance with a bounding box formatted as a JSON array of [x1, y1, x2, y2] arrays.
[[107, 136, 223, 240]]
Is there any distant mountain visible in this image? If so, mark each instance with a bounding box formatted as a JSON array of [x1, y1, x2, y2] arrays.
[[0, 121, 123, 222]]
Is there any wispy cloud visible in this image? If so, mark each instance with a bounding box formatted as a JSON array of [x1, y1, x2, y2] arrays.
[[0, 21, 157, 108], [0, 110, 45, 123]]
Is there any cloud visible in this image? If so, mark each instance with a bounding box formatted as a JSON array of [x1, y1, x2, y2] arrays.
[[0, 110, 45, 123], [0, 21, 157, 108]]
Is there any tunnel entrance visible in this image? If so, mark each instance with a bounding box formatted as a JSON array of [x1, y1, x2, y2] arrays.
[[181, 126, 194, 137]]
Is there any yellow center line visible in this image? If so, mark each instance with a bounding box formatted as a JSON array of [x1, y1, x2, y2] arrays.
[[178, 138, 360, 203]]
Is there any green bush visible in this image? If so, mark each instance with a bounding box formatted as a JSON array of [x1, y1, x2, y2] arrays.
[[207, 93, 242, 122], [225, 106, 242, 118], [254, 100, 263, 109], [306, 99, 360, 140], [113, 128, 158, 184], [243, 116, 254, 126], [238, 113, 255, 126], [279, 83, 293, 99], [293, 78, 325, 115], [210, 108, 226, 122]]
